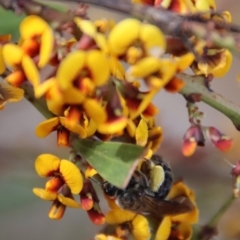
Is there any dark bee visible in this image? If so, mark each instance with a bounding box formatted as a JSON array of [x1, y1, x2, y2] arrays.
[[102, 155, 193, 218]]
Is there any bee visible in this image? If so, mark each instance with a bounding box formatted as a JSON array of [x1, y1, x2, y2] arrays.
[[102, 155, 193, 218]]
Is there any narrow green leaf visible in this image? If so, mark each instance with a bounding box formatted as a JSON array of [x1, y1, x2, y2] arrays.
[[72, 139, 145, 188]]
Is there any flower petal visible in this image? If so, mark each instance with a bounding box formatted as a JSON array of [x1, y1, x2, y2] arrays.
[[59, 116, 86, 138], [155, 216, 171, 240], [108, 19, 141, 56], [86, 50, 110, 86], [35, 117, 60, 138], [83, 98, 107, 124], [57, 51, 86, 89], [136, 119, 148, 146], [0, 45, 5, 74], [49, 200, 66, 220], [20, 15, 48, 39], [45, 177, 64, 192], [38, 27, 54, 68], [59, 159, 83, 194], [2, 44, 24, 68], [106, 209, 135, 224], [132, 214, 151, 240], [139, 23, 166, 57], [33, 188, 58, 201], [22, 55, 40, 87], [58, 194, 82, 208], [35, 153, 61, 177]]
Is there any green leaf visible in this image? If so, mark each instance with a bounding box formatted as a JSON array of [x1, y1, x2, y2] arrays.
[[0, 7, 25, 41], [72, 139, 145, 188]]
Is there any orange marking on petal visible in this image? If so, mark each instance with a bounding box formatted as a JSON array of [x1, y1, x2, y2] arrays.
[[5, 70, 26, 87], [21, 38, 40, 57], [45, 177, 64, 192], [59, 116, 86, 139], [57, 127, 70, 147], [164, 77, 185, 93]]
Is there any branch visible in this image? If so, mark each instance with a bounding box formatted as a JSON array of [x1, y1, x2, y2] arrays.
[[49, 0, 240, 53], [179, 73, 240, 131], [1, 0, 240, 53]]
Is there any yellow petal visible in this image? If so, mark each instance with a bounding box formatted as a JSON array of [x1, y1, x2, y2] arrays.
[[136, 119, 148, 146], [58, 194, 82, 208], [213, 50, 232, 78], [106, 209, 136, 224], [139, 23, 166, 57], [98, 116, 128, 134], [129, 91, 157, 120], [61, 87, 85, 104], [35, 153, 61, 177], [176, 222, 193, 240], [86, 50, 110, 86], [85, 166, 98, 178], [33, 188, 57, 201], [34, 78, 56, 98], [155, 216, 171, 240], [109, 56, 125, 80], [59, 159, 83, 194], [35, 117, 60, 138], [2, 44, 24, 68], [108, 18, 141, 56], [83, 98, 107, 124], [0, 46, 5, 74], [126, 119, 137, 138], [49, 200, 66, 220], [126, 57, 160, 81], [95, 234, 122, 240], [38, 27, 54, 68], [168, 182, 199, 224], [74, 18, 96, 36], [20, 15, 48, 39], [59, 116, 86, 138], [86, 119, 97, 137], [22, 55, 40, 87], [57, 51, 86, 89], [131, 214, 151, 240], [176, 52, 195, 72]]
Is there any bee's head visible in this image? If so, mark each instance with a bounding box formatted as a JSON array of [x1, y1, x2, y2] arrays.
[[102, 182, 121, 199]]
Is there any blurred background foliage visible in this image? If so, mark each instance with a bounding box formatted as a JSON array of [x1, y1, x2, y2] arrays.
[[1, 1, 240, 239]]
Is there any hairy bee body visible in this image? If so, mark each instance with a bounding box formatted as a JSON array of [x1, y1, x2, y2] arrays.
[[102, 155, 193, 218]]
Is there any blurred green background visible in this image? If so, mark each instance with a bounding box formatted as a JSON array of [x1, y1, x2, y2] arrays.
[[1, 0, 240, 239]]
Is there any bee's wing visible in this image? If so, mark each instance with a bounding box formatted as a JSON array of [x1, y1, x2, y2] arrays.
[[140, 195, 194, 218]]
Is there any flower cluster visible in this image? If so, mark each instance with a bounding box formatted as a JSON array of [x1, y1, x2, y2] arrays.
[[0, 0, 237, 239]]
